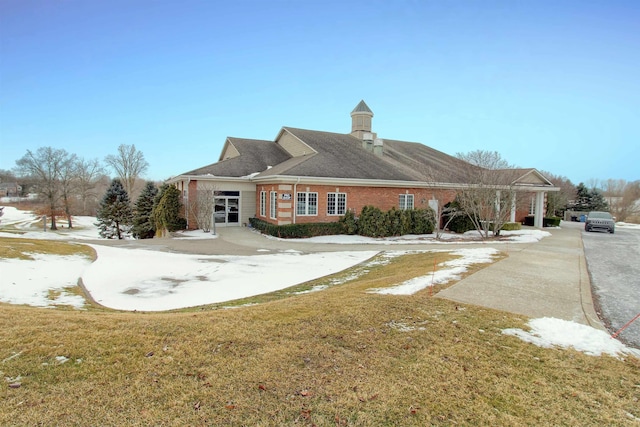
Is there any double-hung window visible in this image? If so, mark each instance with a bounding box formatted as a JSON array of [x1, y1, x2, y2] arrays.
[[399, 194, 414, 210], [270, 191, 277, 219], [260, 191, 266, 217], [327, 192, 346, 215], [297, 192, 318, 216]]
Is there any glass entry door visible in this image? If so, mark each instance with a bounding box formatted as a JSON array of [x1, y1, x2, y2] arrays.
[[213, 191, 240, 226]]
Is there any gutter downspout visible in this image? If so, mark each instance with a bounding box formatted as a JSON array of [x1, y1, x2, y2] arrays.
[[293, 177, 300, 224]]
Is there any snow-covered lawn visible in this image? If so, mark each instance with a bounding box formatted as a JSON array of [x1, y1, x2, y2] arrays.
[[0, 254, 91, 308], [82, 245, 378, 311], [1, 206, 638, 358]]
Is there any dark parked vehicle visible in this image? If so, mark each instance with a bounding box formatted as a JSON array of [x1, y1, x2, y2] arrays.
[[584, 211, 615, 234]]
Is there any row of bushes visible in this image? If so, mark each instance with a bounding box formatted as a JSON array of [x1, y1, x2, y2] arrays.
[[249, 206, 435, 239], [345, 206, 434, 238], [249, 217, 346, 238]]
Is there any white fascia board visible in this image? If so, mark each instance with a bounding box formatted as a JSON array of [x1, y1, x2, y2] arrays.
[[251, 175, 461, 189], [168, 175, 253, 184]]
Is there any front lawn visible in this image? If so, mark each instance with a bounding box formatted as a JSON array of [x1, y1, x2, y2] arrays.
[[1, 250, 638, 426]]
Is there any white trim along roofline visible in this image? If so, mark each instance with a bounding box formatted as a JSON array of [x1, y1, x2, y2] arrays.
[[168, 174, 559, 192]]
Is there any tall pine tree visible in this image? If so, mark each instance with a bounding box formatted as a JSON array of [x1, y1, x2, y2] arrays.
[[573, 182, 609, 212], [96, 179, 133, 239], [132, 181, 158, 239], [152, 184, 186, 237]]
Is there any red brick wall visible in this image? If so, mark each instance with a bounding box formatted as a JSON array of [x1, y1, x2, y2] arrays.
[[255, 183, 457, 225], [186, 180, 198, 229]]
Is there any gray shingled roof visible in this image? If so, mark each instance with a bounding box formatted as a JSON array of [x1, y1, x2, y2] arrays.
[[181, 138, 290, 177], [381, 139, 479, 184], [178, 128, 550, 188], [255, 128, 416, 181], [253, 128, 478, 184]]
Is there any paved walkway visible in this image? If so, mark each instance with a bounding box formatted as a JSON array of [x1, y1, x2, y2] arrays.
[[437, 224, 604, 329], [88, 225, 603, 329]]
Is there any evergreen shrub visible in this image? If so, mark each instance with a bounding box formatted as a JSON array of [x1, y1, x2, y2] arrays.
[[501, 222, 522, 231], [543, 217, 562, 227], [358, 206, 386, 237], [339, 210, 358, 235], [249, 218, 346, 238], [446, 212, 475, 234], [249, 206, 434, 239]]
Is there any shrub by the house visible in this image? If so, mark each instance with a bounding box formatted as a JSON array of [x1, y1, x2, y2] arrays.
[[250, 206, 434, 239], [543, 216, 562, 227], [153, 184, 187, 237], [249, 218, 346, 238], [501, 222, 522, 231]]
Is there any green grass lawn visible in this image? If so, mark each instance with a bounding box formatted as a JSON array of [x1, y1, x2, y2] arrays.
[[0, 242, 639, 426]]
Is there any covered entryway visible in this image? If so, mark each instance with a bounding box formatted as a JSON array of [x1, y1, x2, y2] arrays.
[[214, 191, 240, 226]]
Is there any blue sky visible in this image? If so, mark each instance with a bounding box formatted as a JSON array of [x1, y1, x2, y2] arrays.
[[1, 0, 638, 185]]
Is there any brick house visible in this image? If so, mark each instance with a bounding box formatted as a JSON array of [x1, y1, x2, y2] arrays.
[[169, 101, 556, 230]]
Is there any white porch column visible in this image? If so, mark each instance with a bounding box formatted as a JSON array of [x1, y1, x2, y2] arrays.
[[510, 193, 516, 223], [534, 191, 545, 228]]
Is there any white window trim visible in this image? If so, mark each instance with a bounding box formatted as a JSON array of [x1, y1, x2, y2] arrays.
[[296, 192, 318, 216], [529, 196, 535, 215], [399, 194, 414, 210], [270, 191, 277, 219], [260, 191, 266, 217], [327, 192, 347, 216]]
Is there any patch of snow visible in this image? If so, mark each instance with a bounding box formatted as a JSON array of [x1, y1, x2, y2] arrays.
[[173, 230, 219, 240], [81, 245, 378, 311], [502, 317, 640, 359], [266, 228, 551, 245], [55, 356, 69, 364], [0, 254, 92, 308], [294, 284, 329, 295], [369, 248, 500, 295], [617, 222, 640, 230]]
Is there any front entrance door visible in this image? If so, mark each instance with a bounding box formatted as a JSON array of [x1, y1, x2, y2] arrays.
[[214, 191, 240, 226]]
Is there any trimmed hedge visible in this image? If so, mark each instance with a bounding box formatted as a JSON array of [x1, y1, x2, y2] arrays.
[[543, 216, 562, 227], [249, 217, 346, 238], [501, 222, 522, 231]]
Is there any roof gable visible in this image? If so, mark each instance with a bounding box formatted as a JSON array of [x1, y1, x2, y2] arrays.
[[511, 169, 554, 186], [182, 138, 290, 177], [219, 138, 240, 161]]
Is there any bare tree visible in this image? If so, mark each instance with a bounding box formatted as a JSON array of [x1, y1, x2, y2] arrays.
[[540, 171, 576, 217], [15, 147, 72, 230], [58, 153, 79, 228], [455, 150, 520, 239], [105, 144, 149, 198], [603, 179, 640, 222], [75, 158, 106, 215], [420, 167, 461, 239], [187, 182, 217, 232], [621, 181, 640, 222]]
